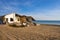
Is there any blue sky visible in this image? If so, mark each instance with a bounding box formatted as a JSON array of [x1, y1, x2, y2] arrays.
[[0, 0, 60, 20]]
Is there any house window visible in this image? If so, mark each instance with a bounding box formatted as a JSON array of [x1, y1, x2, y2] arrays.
[[18, 18, 20, 21], [10, 18, 13, 21]]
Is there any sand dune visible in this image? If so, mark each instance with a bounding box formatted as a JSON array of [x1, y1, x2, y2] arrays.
[[0, 24, 60, 40]]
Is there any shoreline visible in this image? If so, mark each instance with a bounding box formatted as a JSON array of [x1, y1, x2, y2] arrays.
[[36, 23, 60, 26], [0, 23, 60, 27], [40, 24, 60, 26]]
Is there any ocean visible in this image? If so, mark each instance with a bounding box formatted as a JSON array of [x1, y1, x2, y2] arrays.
[[34, 20, 60, 25], [0, 20, 60, 25]]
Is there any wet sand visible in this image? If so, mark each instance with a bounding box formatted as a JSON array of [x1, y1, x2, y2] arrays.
[[0, 24, 60, 40]]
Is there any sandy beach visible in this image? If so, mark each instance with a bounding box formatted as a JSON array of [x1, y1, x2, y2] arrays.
[[0, 24, 60, 40]]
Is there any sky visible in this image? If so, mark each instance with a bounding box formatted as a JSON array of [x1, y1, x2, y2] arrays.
[[0, 0, 60, 20]]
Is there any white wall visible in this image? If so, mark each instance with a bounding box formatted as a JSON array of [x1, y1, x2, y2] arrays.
[[4, 13, 21, 24], [5, 13, 15, 23], [14, 17, 20, 23]]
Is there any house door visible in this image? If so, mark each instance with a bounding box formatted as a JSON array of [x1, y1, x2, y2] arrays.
[[6, 18, 8, 24]]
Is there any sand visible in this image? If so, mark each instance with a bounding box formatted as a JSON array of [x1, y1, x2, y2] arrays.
[[0, 24, 60, 40]]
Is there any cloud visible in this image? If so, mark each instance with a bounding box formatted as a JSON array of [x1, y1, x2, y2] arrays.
[[24, 6, 60, 20], [33, 9, 60, 20], [0, 0, 60, 20]]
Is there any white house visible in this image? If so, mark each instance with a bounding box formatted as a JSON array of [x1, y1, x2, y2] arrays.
[[4, 13, 21, 24], [1, 13, 36, 26]]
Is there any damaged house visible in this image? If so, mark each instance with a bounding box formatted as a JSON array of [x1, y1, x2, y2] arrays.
[[0, 13, 36, 26]]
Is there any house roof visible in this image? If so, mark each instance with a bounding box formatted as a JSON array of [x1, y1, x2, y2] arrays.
[[15, 13, 21, 17], [27, 16, 35, 21], [3, 13, 21, 17]]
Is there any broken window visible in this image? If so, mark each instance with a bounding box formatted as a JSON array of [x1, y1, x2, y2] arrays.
[[10, 18, 13, 21]]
